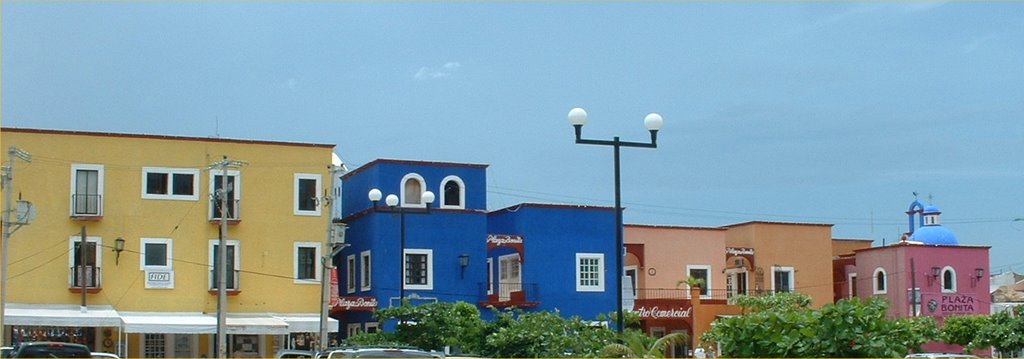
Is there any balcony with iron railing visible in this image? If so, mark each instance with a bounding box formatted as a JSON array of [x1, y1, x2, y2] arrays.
[[635, 288, 791, 302], [68, 265, 102, 293], [478, 282, 540, 308], [71, 194, 103, 219], [209, 199, 241, 224], [208, 269, 241, 295]]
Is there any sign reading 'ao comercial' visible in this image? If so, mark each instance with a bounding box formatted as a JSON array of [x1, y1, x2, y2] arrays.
[[634, 306, 693, 319]]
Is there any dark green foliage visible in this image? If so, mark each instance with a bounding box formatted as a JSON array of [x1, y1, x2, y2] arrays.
[[941, 314, 990, 353], [701, 293, 939, 358], [373, 301, 485, 353]]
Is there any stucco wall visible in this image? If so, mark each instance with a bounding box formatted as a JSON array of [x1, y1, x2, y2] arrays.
[[2, 128, 334, 314], [724, 222, 835, 308], [624, 225, 727, 294]]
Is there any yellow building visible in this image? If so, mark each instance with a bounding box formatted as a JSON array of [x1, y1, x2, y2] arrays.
[[1, 128, 339, 357]]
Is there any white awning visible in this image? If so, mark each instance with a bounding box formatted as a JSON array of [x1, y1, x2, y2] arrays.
[[226, 315, 289, 335], [120, 312, 216, 334], [4, 303, 122, 327], [120, 312, 289, 335], [273, 313, 339, 333]]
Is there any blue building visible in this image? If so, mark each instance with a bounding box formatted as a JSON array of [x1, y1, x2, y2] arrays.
[[334, 159, 616, 337]]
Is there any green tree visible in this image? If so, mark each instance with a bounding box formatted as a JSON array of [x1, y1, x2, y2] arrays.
[[701, 293, 938, 358], [976, 305, 1024, 356], [600, 329, 688, 358], [373, 301, 485, 353], [941, 315, 990, 353], [478, 308, 617, 358]]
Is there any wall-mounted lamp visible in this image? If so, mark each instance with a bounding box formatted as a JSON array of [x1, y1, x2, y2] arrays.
[[114, 237, 126, 265], [458, 254, 469, 279], [931, 267, 941, 278], [975, 268, 985, 279]]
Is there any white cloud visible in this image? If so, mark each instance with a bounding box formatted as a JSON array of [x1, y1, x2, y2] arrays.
[[414, 61, 462, 80]]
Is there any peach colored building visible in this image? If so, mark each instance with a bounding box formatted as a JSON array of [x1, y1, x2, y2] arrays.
[[624, 225, 735, 356]]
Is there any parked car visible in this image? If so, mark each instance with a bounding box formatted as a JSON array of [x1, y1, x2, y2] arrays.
[[275, 349, 315, 358], [905, 354, 979, 359], [319, 347, 440, 358], [91, 352, 120, 359], [7, 342, 92, 358]]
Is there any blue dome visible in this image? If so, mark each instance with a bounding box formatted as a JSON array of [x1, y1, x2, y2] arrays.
[[923, 205, 941, 214], [910, 225, 958, 245]]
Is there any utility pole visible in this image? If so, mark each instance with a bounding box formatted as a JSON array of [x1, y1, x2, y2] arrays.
[[320, 161, 347, 351], [1, 146, 32, 346], [208, 156, 246, 359]]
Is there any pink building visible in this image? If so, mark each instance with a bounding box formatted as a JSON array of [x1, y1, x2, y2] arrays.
[[836, 200, 990, 354]]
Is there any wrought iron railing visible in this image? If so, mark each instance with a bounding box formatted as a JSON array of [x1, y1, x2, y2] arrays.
[[69, 265, 102, 288], [479, 282, 539, 306], [209, 199, 241, 220], [209, 268, 240, 290], [634, 288, 788, 301], [71, 193, 102, 216]]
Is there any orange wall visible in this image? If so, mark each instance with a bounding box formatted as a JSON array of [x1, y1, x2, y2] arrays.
[[833, 238, 873, 256], [723, 222, 835, 308]]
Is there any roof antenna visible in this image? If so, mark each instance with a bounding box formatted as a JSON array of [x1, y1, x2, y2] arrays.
[[215, 116, 220, 138]]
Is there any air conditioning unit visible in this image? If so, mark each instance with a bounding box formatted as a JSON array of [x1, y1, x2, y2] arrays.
[[329, 223, 347, 245]]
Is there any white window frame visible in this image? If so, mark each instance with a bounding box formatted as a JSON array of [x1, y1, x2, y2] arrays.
[[487, 257, 494, 295], [771, 266, 795, 293], [208, 170, 241, 220], [941, 266, 957, 293], [142, 333, 167, 358], [140, 237, 173, 271], [439, 175, 465, 209], [68, 235, 103, 287], [847, 273, 857, 298], [346, 254, 357, 294], [293, 242, 321, 284], [403, 248, 433, 290], [364, 322, 379, 334], [400, 173, 427, 208], [873, 267, 888, 294], [208, 239, 241, 290], [70, 163, 104, 216], [686, 264, 713, 298], [141, 167, 200, 201], [294, 173, 323, 216], [360, 250, 372, 291], [347, 323, 361, 338], [576, 253, 605, 292]]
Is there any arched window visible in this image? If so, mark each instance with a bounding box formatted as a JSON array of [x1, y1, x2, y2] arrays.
[[942, 266, 957, 293], [400, 173, 426, 207], [440, 175, 465, 209], [873, 268, 887, 294]]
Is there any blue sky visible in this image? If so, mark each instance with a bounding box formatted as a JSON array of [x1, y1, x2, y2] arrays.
[[4, 2, 1023, 272]]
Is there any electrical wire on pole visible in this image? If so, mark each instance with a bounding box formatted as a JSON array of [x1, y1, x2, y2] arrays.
[[208, 156, 246, 359], [1, 146, 32, 346]]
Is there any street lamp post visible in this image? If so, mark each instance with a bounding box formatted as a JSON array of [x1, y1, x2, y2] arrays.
[[567, 107, 662, 336], [368, 188, 435, 304]]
